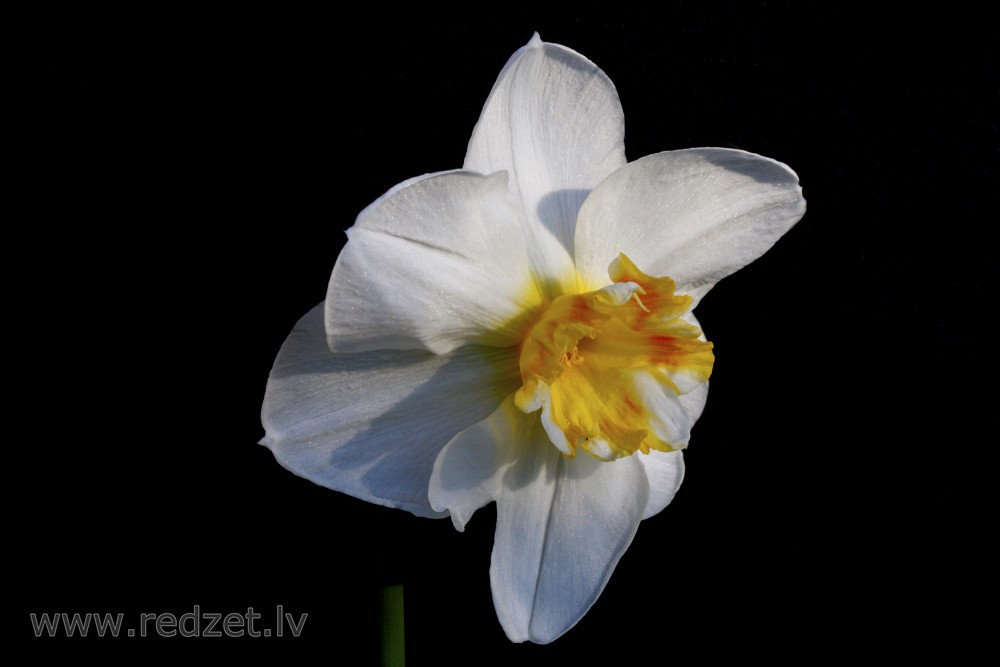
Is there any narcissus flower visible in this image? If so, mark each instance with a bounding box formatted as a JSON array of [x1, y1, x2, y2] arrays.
[[261, 34, 805, 643]]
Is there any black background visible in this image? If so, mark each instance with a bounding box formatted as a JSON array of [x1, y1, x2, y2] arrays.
[[19, 5, 994, 662]]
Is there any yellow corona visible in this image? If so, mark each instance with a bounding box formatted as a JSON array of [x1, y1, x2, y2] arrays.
[[514, 254, 715, 460]]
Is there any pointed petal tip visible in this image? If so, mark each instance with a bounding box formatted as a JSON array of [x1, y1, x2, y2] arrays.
[[485, 169, 511, 189], [449, 513, 468, 533], [431, 492, 472, 533], [527, 32, 543, 49]]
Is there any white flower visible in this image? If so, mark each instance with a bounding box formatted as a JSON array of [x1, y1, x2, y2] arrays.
[[261, 33, 805, 643]]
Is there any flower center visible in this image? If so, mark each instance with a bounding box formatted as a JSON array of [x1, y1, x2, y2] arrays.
[[514, 254, 715, 460]]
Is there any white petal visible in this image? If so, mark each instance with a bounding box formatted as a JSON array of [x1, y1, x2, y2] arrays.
[[630, 369, 697, 446], [639, 450, 685, 520], [261, 304, 521, 518], [639, 363, 707, 519], [488, 420, 648, 643], [464, 34, 627, 293], [326, 170, 542, 355], [574, 148, 806, 296], [536, 382, 574, 456], [678, 377, 710, 427], [428, 396, 527, 531]]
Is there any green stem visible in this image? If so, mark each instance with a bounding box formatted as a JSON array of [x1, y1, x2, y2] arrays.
[[380, 585, 405, 667]]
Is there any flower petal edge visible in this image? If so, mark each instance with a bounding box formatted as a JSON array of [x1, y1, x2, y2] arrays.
[[263, 304, 521, 517]]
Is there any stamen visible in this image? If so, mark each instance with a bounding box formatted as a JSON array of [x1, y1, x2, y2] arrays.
[[632, 292, 651, 313]]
